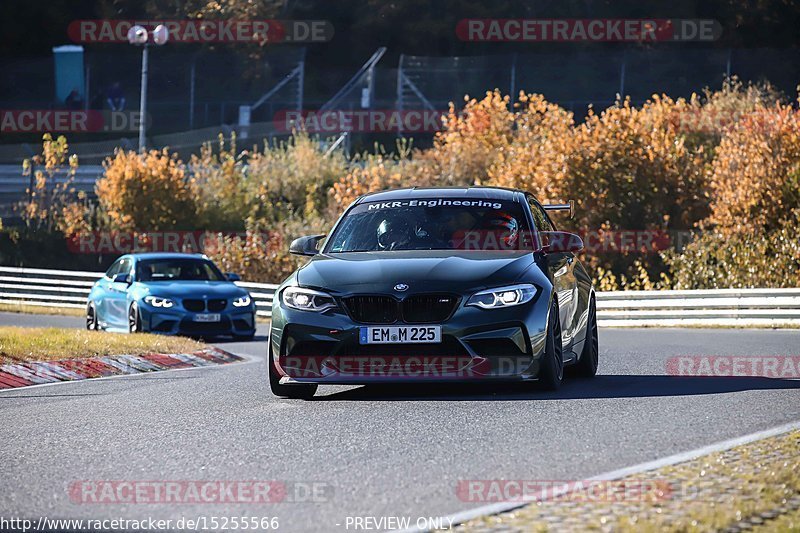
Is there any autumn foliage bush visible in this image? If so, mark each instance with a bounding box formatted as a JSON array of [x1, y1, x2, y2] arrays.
[[706, 103, 800, 234], [194, 132, 346, 278], [663, 213, 800, 289], [20, 134, 79, 231], [97, 148, 198, 231], [190, 135, 254, 231], [204, 221, 307, 284], [663, 100, 800, 289], [329, 140, 428, 213], [32, 79, 800, 287], [486, 93, 573, 203], [430, 90, 515, 186]]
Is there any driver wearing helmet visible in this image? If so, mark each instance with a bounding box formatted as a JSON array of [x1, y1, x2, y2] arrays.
[[376, 216, 414, 250], [480, 211, 520, 250]]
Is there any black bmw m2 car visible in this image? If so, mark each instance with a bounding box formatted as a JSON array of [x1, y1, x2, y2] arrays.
[[268, 187, 598, 398]]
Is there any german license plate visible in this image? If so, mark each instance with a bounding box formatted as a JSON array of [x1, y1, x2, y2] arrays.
[[360, 326, 441, 344], [194, 313, 221, 322]]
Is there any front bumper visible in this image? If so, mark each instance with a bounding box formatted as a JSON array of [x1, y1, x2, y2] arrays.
[[270, 294, 550, 384], [139, 305, 256, 337]]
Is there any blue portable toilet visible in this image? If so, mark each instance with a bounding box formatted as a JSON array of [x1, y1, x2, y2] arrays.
[[52, 45, 85, 105]]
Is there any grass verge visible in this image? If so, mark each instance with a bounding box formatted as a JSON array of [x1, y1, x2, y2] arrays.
[[458, 430, 800, 532], [752, 505, 800, 532], [0, 302, 271, 322], [0, 302, 84, 317], [0, 326, 205, 363]]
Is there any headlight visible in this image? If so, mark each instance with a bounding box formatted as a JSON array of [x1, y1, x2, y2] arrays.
[[232, 295, 252, 307], [282, 286, 336, 312], [466, 284, 538, 309], [144, 295, 174, 308]]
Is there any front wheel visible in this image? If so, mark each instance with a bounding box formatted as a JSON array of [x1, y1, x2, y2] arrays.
[[268, 345, 317, 400], [86, 302, 98, 331], [128, 303, 142, 333], [538, 299, 564, 391]]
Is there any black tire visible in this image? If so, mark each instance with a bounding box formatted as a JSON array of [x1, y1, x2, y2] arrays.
[[86, 302, 98, 331], [128, 302, 142, 333], [538, 299, 564, 391], [572, 296, 599, 377], [268, 344, 317, 399]]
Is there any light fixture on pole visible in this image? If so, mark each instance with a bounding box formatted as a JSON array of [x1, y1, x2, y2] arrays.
[[127, 24, 168, 153]]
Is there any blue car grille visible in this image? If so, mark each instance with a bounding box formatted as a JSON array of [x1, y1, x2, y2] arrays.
[[183, 299, 205, 312], [208, 299, 227, 312], [182, 298, 227, 312]]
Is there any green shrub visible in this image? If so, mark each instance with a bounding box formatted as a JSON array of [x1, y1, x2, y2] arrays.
[[662, 212, 800, 289], [20, 134, 79, 231]]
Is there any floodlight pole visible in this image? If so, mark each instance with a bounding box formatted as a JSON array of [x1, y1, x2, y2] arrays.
[[138, 43, 149, 153]]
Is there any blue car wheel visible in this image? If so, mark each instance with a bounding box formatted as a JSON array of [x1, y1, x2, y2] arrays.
[[128, 302, 142, 333]]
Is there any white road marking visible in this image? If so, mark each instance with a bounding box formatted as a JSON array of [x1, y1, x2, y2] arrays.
[[395, 418, 800, 532]]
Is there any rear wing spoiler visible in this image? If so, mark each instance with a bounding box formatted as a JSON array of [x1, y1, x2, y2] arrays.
[[543, 200, 575, 219]]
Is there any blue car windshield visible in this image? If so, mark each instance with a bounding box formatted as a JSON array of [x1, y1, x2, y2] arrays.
[[136, 258, 226, 282]]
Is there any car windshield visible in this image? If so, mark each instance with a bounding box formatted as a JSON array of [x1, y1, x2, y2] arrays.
[[136, 258, 226, 282], [326, 198, 532, 252]]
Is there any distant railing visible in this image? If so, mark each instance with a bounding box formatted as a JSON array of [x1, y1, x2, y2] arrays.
[[0, 165, 103, 220], [0, 266, 278, 318], [1, 266, 799, 326], [596, 288, 800, 327]]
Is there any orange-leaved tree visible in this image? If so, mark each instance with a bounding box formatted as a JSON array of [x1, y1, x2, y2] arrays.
[[96, 149, 198, 231], [706, 103, 800, 235], [487, 92, 574, 203], [431, 90, 515, 186]]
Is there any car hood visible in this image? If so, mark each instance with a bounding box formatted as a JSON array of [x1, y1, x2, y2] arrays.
[[296, 250, 535, 294], [139, 281, 247, 298]]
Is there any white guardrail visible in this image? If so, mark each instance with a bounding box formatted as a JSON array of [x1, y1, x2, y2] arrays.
[[1, 266, 799, 326], [0, 266, 279, 318]]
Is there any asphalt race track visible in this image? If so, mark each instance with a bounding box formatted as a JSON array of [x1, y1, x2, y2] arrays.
[[1, 311, 800, 532]]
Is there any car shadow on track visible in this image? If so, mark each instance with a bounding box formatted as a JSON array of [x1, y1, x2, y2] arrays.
[[310, 374, 800, 401]]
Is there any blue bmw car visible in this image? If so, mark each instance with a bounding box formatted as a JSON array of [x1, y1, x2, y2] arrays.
[[86, 252, 256, 340]]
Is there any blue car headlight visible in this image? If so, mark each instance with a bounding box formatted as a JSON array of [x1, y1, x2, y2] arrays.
[[282, 286, 336, 312], [232, 295, 252, 307], [144, 295, 175, 308], [466, 284, 538, 309]]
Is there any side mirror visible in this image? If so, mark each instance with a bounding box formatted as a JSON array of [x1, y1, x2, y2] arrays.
[[112, 273, 131, 285], [226, 272, 241, 282], [289, 234, 326, 256], [539, 231, 584, 253]]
